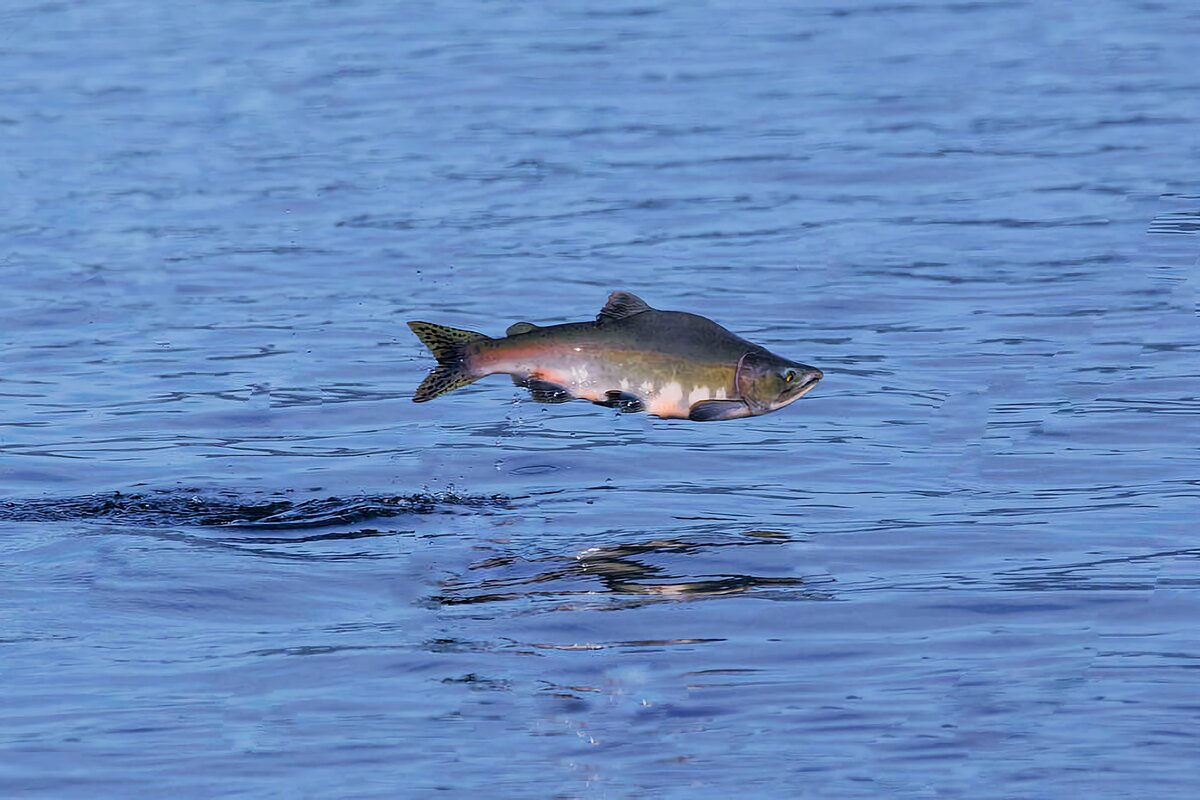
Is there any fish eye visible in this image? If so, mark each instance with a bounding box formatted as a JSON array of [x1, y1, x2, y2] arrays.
[[784, 370, 796, 383]]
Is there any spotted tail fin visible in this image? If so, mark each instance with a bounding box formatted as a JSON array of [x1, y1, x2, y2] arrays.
[[407, 321, 491, 402]]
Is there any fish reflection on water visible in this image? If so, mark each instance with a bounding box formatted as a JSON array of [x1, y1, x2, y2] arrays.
[[435, 531, 835, 608]]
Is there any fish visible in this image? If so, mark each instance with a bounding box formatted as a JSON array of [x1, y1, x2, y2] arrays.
[[407, 291, 822, 421]]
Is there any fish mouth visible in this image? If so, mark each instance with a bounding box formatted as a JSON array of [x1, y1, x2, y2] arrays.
[[775, 368, 822, 409], [795, 376, 821, 397], [795, 367, 823, 394]]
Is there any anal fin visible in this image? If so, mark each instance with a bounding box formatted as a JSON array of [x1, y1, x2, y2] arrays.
[[598, 390, 645, 413], [688, 399, 750, 422], [513, 376, 575, 404]]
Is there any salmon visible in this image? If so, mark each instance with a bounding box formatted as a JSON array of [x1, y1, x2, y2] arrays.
[[407, 291, 822, 421]]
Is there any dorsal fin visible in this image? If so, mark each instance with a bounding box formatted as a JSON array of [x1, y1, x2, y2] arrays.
[[597, 291, 652, 324], [506, 321, 540, 336]]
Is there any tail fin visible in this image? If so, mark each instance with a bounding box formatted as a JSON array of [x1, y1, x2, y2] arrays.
[[407, 321, 491, 403]]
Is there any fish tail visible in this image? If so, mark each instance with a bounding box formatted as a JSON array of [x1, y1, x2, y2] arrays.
[[407, 321, 491, 402]]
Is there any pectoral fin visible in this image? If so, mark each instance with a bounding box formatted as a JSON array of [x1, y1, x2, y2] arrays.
[[598, 390, 645, 413], [688, 400, 751, 422]]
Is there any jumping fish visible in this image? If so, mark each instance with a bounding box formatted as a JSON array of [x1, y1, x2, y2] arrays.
[[407, 291, 822, 421]]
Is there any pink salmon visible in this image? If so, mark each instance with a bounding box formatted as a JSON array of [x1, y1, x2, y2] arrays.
[[408, 291, 822, 421]]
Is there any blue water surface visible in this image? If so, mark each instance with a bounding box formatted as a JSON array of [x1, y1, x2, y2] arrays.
[[3, 1, 1199, 797]]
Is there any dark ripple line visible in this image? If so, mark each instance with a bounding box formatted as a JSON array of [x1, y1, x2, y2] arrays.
[[1148, 210, 1200, 236]]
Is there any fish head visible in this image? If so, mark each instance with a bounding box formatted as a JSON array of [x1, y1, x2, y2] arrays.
[[737, 351, 823, 414]]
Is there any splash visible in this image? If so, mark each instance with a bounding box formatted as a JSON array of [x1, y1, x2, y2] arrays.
[[0, 489, 507, 529]]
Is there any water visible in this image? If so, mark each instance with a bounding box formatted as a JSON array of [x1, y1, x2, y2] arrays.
[[3, 1, 1199, 796]]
